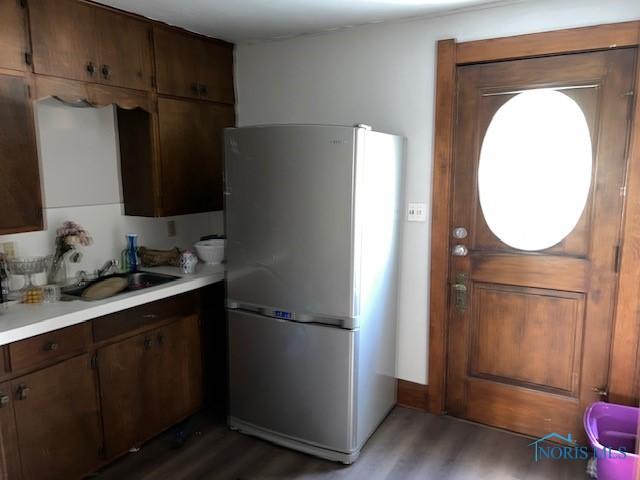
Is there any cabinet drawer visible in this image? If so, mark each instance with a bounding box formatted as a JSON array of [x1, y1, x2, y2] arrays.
[[93, 291, 198, 343], [9, 323, 91, 372]]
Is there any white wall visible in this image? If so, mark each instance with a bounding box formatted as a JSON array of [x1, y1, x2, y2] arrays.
[[0, 99, 223, 286], [234, 0, 640, 384]]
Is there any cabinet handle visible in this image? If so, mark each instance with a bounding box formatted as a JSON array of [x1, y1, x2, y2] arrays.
[[0, 392, 9, 407], [157, 333, 165, 346], [198, 84, 208, 97], [86, 61, 96, 76], [43, 341, 59, 352], [101, 64, 111, 79], [17, 384, 29, 401], [190, 83, 199, 95], [143, 336, 152, 350], [143, 313, 158, 319]]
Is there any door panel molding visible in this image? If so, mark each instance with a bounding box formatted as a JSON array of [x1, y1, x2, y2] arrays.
[[470, 254, 591, 293], [428, 21, 640, 415], [468, 283, 585, 396]]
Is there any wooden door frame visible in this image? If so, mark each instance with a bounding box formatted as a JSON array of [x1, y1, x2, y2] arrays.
[[428, 20, 640, 414]]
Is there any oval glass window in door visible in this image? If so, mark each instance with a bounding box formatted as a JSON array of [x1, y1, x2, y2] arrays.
[[478, 89, 593, 251]]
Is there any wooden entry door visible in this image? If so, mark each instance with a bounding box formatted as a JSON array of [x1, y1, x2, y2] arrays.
[[446, 49, 636, 439]]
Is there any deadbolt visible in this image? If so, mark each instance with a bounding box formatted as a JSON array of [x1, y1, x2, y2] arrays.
[[453, 227, 468, 239]]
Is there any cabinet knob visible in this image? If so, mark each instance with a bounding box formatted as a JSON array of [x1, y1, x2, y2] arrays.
[[190, 83, 199, 95], [157, 333, 165, 345], [0, 393, 9, 407], [43, 341, 59, 352], [17, 384, 29, 401], [198, 84, 208, 97], [86, 61, 96, 75], [101, 64, 111, 79], [143, 336, 152, 350]]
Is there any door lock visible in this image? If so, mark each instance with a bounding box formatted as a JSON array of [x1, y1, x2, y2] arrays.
[[452, 244, 468, 257], [451, 272, 468, 311]]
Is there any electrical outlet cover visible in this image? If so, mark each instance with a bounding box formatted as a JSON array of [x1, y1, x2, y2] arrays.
[[1, 241, 17, 259]]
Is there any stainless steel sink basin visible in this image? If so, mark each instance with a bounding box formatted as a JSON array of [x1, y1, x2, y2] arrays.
[[62, 271, 180, 301]]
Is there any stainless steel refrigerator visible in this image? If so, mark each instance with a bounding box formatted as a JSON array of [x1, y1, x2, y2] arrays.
[[224, 124, 404, 464]]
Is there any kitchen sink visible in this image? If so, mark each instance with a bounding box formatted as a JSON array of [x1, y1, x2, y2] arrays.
[[62, 271, 180, 301]]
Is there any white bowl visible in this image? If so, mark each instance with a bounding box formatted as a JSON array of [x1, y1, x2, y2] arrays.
[[194, 239, 225, 264]]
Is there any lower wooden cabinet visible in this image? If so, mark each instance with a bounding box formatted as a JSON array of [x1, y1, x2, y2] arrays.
[[0, 290, 212, 479], [155, 314, 203, 426], [0, 381, 21, 480], [12, 354, 102, 480], [98, 314, 203, 458]]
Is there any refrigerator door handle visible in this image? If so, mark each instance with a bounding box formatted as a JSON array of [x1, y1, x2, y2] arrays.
[[227, 301, 359, 329]]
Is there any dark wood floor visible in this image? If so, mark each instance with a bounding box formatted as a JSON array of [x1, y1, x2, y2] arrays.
[[93, 407, 587, 480]]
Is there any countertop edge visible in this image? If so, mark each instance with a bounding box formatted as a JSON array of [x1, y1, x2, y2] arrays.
[[0, 266, 225, 347]]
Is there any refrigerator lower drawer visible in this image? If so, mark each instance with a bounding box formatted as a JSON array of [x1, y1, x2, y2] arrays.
[[228, 309, 358, 453]]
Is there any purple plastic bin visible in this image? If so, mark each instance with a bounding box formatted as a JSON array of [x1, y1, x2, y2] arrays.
[[584, 402, 639, 480]]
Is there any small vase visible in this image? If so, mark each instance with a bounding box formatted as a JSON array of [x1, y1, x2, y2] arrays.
[[47, 254, 68, 285]]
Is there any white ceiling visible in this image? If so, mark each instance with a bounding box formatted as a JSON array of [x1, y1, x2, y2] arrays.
[[96, 0, 523, 43]]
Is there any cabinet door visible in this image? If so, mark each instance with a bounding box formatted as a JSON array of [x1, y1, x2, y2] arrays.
[[156, 315, 203, 426], [158, 98, 235, 215], [94, 9, 153, 91], [0, 73, 42, 234], [154, 27, 234, 103], [0, 381, 21, 480], [28, 0, 97, 82], [12, 354, 102, 480], [0, 0, 28, 71], [197, 41, 235, 104], [153, 27, 201, 100], [98, 331, 161, 458], [98, 316, 203, 458]]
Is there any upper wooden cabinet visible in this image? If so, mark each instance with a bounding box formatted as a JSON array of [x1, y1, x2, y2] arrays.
[[0, 0, 28, 71], [94, 8, 154, 91], [154, 26, 235, 104], [0, 72, 43, 234], [28, 0, 153, 91], [157, 98, 235, 216]]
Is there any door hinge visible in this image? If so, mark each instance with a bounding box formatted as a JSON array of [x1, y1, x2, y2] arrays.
[[90, 353, 98, 370], [623, 90, 635, 97], [24, 52, 32, 66], [25, 84, 31, 99], [151, 75, 157, 88], [614, 244, 622, 273]]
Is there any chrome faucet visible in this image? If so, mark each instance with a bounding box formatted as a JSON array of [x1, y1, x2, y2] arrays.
[[96, 259, 119, 278]]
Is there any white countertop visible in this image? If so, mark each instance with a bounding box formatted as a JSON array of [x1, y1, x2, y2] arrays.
[[0, 264, 225, 347]]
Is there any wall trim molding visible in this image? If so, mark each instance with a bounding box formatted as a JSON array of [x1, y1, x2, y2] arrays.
[[397, 380, 429, 411]]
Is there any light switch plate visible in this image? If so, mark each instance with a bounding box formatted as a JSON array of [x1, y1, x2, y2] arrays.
[[407, 203, 427, 222]]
